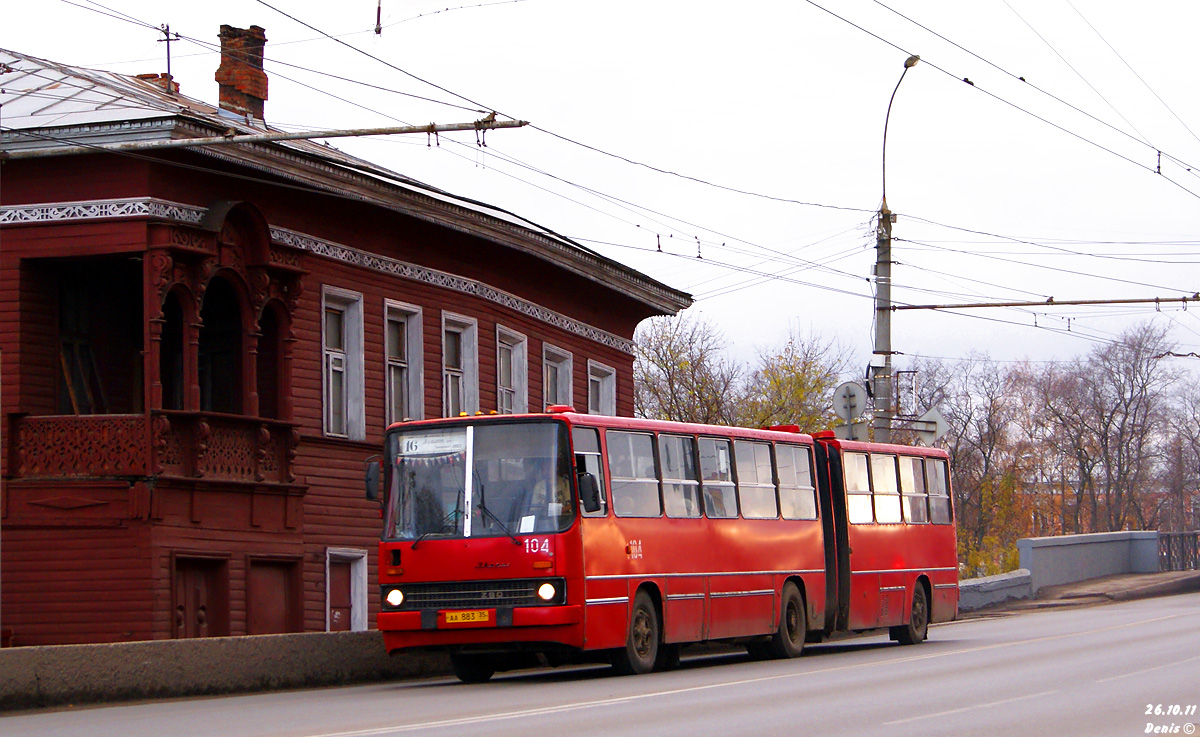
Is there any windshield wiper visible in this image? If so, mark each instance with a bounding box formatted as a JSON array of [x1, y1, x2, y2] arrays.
[[477, 501, 521, 545], [476, 482, 521, 545], [411, 507, 460, 550]]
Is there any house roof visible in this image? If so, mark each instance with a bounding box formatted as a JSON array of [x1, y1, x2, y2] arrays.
[[0, 47, 692, 316]]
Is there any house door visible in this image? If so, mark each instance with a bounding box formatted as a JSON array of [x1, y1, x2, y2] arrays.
[[328, 561, 352, 632], [248, 560, 299, 634], [326, 549, 367, 631], [173, 558, 229, 638]]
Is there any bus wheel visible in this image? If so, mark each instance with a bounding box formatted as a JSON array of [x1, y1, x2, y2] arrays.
[[611, 590, 659, 675], [766, 582, 806, 659], [893, 584, 929, 645], [450, 653, 496, 683]]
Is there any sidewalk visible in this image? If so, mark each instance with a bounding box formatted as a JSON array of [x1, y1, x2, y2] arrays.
[[963, 569, 1200, 616]]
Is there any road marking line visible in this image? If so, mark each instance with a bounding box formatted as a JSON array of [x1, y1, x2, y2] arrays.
[[883, 689, 1060, 726], [304, 611, 1191, 737], [1094, 654, 1200, 683]]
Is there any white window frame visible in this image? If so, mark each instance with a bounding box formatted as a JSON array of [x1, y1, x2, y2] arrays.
[[542, 343, 573, 409], [442, 312, 479, 417], [385, 300, 424, 423], [587, 359, 617, 415], [325, 548, 368, 632], [496, 326, 528, 414], [322, 286, 365, 440]]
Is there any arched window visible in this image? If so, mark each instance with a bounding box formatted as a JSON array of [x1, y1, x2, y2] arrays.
[[198, 277, 244, 414]]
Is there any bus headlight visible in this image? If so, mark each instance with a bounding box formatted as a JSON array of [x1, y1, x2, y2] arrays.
[[537, 582, 557, 602], [385, 588, 405, 608]]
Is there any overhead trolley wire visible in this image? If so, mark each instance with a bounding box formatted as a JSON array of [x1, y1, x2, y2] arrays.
[[999, 0, 1152, 148], [1066, 0, 1200, 148], [804, 0, 1200, 201], [868, 0, 1200, 179], [895, 237, 1194, 294], [29, 1, 1197, 359]]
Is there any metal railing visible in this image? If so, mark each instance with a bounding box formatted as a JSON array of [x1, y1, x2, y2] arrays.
[[1159, 532, 1200, 571]]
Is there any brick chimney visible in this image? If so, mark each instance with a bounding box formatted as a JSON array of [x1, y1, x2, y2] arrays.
[[215, 24, 268, 120], [136, 73, 180, 94]]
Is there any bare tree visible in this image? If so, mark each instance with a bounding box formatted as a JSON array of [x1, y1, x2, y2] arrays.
[[919, 354, 1029, 575], [1156, 375, 1200, 531], [1024, 323, 1176, 532], [634, 313, 744, 424]]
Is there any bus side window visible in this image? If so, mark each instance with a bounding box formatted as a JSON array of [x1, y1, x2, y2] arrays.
[[573, 426, 607, 516], [735, 440, 778, 519], [777, 444, 817, 520], [660, 434, 701, 518], [927, 458, 953, 524], [871, 454, 902, 524], [843, 452, 873, 524], [608, 430, 662, 518], [699, 437, 737, 519], [899, 456, 929, 523]]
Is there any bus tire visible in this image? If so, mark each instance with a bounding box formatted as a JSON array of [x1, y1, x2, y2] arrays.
[[450, 653, 496, 683], [611, 590, 659, 675], [766, 582, 806, 659], [893, 583, 929, 645]]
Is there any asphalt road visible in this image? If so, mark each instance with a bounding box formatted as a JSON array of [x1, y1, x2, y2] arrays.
[[5, 592, 1199, 737]]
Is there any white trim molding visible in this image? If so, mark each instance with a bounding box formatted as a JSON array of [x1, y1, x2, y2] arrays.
[[0, 198, 637, 355]]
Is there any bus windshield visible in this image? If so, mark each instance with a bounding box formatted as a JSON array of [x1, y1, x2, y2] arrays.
[[384, 420, 574, 541]]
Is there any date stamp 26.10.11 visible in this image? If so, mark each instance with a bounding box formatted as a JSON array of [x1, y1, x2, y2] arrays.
[[1143, 703, 1197, 734]]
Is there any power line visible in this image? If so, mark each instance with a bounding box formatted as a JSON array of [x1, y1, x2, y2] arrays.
[[894, 295, 1200, 312], [895, 237, 1193, 293], [803, 0, 1200, 200], [1000, 0, 1152, 148], [868, 0, 1200, 179], [1065, 0, 1200, 148], [900, 213, 1200, 266], [252, 0, 496, 114]]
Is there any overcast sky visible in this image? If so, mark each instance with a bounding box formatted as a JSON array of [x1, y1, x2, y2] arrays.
[[5, 0, 1200, 375]]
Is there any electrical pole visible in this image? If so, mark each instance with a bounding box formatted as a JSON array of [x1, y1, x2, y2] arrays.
[[873, 202, 894, 443], [873, 54, 919, 444]]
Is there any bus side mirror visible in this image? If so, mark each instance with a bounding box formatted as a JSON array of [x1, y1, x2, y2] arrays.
[[365, 456, 382, 502], [578, 472, 601, 514]]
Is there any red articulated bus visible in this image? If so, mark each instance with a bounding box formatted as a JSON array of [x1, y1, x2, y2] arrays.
[[365, 407, 957, 683]]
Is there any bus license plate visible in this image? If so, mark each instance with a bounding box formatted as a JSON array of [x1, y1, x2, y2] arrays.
[[444, 609, 490, 624]]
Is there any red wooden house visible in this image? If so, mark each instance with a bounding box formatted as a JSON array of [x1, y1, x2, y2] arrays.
[[0, 29, 689, 645]]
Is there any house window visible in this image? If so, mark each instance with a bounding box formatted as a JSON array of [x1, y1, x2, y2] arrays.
[[323, 287, 364, 440], [587, 360, 616, 415], [386, 301, 423, 424], [442, 313, 478, 417], [543, 344, 573, 409], [496, 326, 528, 414]]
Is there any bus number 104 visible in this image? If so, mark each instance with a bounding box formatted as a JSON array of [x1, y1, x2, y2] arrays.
[[525, 538, 550, 555]]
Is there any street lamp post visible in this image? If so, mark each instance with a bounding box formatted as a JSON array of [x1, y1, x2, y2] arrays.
[[873, 54, 919, 444]]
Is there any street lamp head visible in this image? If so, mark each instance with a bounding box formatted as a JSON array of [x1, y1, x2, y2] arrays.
[[904, 54, 920, 69]]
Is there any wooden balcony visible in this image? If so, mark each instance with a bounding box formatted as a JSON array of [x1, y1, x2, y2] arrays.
[[9, 411, 298, 485]]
